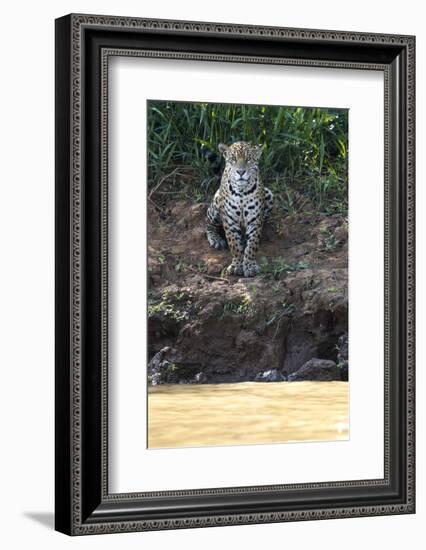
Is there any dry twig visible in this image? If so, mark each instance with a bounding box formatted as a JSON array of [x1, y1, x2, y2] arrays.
[[185, 265, 231, 284], [149, 168, 179, 200]]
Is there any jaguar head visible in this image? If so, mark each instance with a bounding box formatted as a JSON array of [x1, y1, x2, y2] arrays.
[[218, 141, 264, 183]]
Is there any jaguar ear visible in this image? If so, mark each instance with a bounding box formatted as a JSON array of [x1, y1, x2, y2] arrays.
[[218, 143, 229, 156]]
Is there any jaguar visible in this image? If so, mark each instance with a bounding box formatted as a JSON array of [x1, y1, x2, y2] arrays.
[[205, 141, 273, 277]]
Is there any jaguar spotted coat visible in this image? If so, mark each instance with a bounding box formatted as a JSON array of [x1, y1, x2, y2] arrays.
[[206, 141, 273, 277]]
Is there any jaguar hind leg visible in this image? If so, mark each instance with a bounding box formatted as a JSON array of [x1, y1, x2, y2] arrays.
[[206, 199, 227, 249]]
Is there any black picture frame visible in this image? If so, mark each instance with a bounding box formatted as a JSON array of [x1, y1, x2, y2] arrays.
[[55, 13, 415, 535]]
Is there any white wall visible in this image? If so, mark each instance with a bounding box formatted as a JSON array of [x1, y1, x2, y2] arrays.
[[0, 0, 422, 548]]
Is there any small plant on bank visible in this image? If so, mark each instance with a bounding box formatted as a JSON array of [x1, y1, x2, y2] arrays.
[[148, 288, 193, 322], [156, 253, 166, 265], [260, 256, 309, 280], [266, 302, 296, 326], [174, 260, 208, 275], [320, 227, 339, 252], [222, 293, 255, 317]]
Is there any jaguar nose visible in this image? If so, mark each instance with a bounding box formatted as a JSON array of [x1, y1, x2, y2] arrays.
[[236, 169, 246, 177]]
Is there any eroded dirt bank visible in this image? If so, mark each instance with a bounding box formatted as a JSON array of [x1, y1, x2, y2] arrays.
[[148, 200, 348, 384]]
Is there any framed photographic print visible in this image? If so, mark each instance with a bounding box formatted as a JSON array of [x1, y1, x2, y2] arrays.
[[55, 14, 415, 535]]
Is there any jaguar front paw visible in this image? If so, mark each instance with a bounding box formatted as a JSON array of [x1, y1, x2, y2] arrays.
[[226, 261, 244, 276], [207, 232, 227, 250], [243, 260, 260, 278]]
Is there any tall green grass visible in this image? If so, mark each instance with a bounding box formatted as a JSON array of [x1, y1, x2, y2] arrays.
[[147, 100, 348, 214]]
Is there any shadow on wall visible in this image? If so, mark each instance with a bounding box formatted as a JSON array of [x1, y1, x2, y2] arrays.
[[23, 512, 54, 530]]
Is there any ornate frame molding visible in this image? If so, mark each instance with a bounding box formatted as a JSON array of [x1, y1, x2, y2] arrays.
[[55, 13, 415, 535]]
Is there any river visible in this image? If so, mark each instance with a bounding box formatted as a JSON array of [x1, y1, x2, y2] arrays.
[[148, 381, 349, 449]]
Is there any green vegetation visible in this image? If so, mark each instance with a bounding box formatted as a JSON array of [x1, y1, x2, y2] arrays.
[[174, 260, 207, 274], [148, 289, 192, 322], [266, 302, 296, 324], [266, 302, 296, 338], [148, 100, 348, 214], [156, 253, 166, 265], [327, 287, 341, 293], [320, 227, 340, 252], [259, 256, 309, 280], [222, 293, 255, 317]]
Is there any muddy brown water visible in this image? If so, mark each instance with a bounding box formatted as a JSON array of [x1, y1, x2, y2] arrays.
[[148, 381, 349, 449]]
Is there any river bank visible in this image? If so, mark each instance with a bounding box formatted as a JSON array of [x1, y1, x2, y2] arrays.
[[148, 199, 348, 384]]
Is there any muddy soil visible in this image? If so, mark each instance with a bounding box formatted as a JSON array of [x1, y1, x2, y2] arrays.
[[148, 198, 348, 384]]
